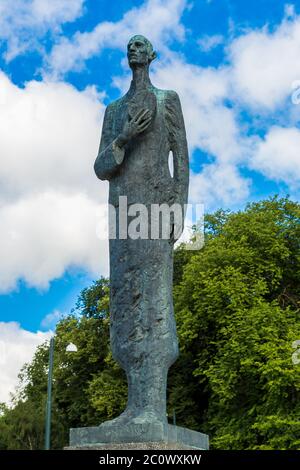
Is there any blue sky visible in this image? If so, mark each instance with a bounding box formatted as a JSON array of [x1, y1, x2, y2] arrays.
[[0, 0, 299, 402]]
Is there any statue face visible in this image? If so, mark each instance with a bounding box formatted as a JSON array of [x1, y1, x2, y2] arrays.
[[127, 37, 150, 67]]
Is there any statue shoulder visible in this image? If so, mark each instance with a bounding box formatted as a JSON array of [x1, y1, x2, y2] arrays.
[[105, 96, 125, 114], [164, 89, 181, 104], [158, 90, 182, 115], [165, 89, 180, 98], [154, 88, 178, 99], [153, 88, 181, 106]]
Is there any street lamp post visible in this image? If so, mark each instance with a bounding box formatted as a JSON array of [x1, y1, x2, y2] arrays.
[[45, 337, 54, 451], [44, 338, 77, 450]]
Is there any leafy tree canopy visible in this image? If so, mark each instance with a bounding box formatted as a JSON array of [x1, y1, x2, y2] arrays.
[[1, 197, 299, 449]]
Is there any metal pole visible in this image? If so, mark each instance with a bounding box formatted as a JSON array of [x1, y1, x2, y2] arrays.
[[45, 337, 54, 450], [173, 408, 176, 426]]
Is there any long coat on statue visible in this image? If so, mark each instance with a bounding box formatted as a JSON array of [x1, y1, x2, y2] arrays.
[[94, 84, 189, 418]]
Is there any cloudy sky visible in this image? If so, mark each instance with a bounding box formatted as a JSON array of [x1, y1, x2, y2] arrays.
[[0, 0, 300, 403]]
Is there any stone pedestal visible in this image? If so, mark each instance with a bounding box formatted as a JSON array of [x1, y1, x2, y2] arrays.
[[67, 423, 209, 450]]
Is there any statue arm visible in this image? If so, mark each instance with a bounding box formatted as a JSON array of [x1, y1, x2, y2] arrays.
[[165, 91, 189, 207], [94, 105, 125, 181]]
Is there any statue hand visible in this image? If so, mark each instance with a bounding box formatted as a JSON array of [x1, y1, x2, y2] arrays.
[[116, 108, 152, 147]]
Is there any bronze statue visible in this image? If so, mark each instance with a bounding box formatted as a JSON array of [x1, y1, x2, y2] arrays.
[[94, 35, 189, 428]]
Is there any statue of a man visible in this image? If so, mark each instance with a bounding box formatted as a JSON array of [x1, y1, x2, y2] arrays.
[[94, 35, 189, 427]]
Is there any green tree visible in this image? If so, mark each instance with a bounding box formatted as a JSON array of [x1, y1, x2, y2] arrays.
[[0, 278, 125, 449], [1, 197, 299, 450], [174, 196, 300, 449]]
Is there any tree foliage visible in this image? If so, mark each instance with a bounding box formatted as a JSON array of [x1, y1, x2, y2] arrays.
[[174, 196, 300, 448], [0, 197, 299, 449]]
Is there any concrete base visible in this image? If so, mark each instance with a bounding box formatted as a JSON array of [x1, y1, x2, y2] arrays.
[[68, 423, 209, 450], [66, 442, 202, 450]]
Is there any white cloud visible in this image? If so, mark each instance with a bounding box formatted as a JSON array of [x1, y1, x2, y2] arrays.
[[251, 126, 300, 188], [0, 72, 105, 201], [0, 322, 51, 404], [190, 164, 251, 209], [284, 4, 296, 19], [197, 34, 224, 52], [0, 191, 109, 293], [1, 0, 299, 296], [147, 58, 234, 156], [0, 72, 109, 293], [45, 0, 187, 78], [40, 309, 64, 329], [140, 10, 300, 205], [114, 53, 252, 209], [228, 12, 300, 109], [0, 0, 85, 61], [145, 56, 252, 208]]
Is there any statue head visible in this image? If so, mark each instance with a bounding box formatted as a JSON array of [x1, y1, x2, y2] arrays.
[[127, 35, 157, 68]]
